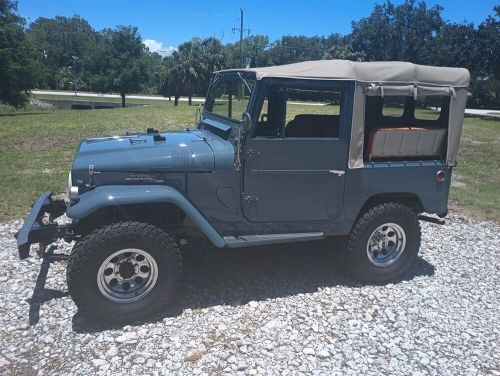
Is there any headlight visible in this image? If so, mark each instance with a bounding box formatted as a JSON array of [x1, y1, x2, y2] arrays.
[[67, 171, 79, 200]]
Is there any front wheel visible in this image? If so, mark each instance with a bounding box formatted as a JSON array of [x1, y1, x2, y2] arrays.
[[67, 222, 182, 323], [346, 203, 421, 283]]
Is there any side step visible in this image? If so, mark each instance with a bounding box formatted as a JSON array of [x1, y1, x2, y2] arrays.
[[224, 232, 324, 248]]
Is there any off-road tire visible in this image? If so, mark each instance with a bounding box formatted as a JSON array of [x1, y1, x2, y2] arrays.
[[67, 222, 182, 323], [346, 203, 421, 283]]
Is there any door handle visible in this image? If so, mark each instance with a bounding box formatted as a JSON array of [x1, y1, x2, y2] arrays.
[[329, 170, 345, 176]]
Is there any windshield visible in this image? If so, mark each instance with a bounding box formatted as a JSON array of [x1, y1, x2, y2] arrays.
[[205, 75, 256, 121]]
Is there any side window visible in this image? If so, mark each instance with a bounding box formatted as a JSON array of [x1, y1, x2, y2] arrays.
[[415, 96, 449, 121], [253, 85, 285, 138], [284, 86, 342, 138], [382, 96, 407, 118]]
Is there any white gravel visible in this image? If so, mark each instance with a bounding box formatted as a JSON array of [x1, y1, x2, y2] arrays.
[[0, 211, 499, 375]]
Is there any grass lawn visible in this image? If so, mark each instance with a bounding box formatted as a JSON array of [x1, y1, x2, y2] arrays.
[[0, 94, 498, 221]]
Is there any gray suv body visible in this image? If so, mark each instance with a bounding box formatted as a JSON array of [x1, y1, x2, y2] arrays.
[[16, 60, 470, 322]]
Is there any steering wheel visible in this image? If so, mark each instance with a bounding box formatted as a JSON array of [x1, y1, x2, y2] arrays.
[[260, 113, 268, 122]]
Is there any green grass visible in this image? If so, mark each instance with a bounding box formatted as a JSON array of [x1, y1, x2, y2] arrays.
[[0, 95, 200, 220], [0, 96, 498, 221], [449, 115, 500, 221]]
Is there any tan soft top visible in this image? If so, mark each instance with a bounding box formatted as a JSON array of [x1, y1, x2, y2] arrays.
[[218, 60, 470, 87]]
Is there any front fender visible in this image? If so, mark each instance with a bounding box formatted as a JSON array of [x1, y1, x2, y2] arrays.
[[67, 185, 226, 247]]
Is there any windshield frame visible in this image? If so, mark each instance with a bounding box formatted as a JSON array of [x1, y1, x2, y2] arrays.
[[203, 72, 257, 125]]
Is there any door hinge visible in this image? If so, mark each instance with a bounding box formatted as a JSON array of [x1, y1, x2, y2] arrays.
[[329, 169, 345, 176]]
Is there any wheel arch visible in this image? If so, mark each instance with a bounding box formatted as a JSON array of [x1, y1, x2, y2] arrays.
[[67, 185, 226, 247], [356, 193, 424, 223]]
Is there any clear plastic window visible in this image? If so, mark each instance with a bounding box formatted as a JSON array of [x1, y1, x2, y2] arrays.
[[415, 96, 447, 121], [382, 96, 407, 118], [205, 77, 255, 120]]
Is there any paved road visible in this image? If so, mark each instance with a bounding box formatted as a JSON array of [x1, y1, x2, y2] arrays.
[[463, 108, 500, 117], [31, 90, 205, 103]]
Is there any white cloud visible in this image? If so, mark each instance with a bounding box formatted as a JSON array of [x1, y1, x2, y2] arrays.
[[143, 39, 176, 56]]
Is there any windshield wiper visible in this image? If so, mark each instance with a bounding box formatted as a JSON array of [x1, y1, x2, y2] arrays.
[[237, 72, 252, 95]]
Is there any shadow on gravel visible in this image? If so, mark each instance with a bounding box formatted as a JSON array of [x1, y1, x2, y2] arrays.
[[26, 247, 69, 326], [71, 240, 434, 333]]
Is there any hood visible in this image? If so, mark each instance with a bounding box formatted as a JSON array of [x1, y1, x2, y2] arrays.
[[72, 129, 234, 172]]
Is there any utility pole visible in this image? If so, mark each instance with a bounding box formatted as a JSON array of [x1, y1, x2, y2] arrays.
[[232, 8, 250, 68]]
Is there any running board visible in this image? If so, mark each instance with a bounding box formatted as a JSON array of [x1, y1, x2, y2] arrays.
[[224, 232, 324, 248]]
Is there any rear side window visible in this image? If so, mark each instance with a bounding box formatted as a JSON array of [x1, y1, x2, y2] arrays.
[[415, 96, 449, 121], [382, 96, 407, 118]]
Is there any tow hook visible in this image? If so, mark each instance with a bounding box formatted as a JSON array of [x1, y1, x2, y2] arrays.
[[418, 215, 445, 225]]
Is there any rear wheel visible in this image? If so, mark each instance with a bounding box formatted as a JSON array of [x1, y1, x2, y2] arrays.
[[346, 203, 421, 282], [67, 222, 182, 323]]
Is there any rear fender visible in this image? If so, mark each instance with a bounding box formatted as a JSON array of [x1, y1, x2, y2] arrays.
[[67, 185, 225, 247]]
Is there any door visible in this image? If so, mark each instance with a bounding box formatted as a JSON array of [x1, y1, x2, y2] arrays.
[[242, 81, 349, 222]]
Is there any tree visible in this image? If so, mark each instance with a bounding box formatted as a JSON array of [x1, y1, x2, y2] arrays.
[[429, 23, 478, 67], [225, 35, 271, 68], [200, 37, 226, 93], [169, 39, 204, 105], [158, 54, 182, 105], [269, 35, 324, 65], [323, 34, 365, 61], [141, 50, 164, 95], [351, 0, 443, 63], [0, 0, 40, 107], [476, 6, 500, 101], [27, 15, 99, 89], [54, 66, 73, 90], [86, 26, 147, 107]]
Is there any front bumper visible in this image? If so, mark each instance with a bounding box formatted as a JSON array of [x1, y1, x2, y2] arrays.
[[15, 192, 74, 259]]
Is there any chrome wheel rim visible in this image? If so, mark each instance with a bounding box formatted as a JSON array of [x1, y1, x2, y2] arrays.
[[366, 223, 406, 267], [97, 248, 158, 303]]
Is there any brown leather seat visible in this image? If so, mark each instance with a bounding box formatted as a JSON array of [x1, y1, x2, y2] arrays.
[[367, 126, 447, 160]]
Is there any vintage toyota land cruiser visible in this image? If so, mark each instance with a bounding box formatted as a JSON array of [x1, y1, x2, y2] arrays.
[[16, 60, 469, 322]]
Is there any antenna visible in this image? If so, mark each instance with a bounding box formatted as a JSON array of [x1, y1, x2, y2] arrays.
[[232, 8, 251, 68]]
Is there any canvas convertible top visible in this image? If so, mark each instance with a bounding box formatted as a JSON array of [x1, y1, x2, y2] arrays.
[[218, 60, 470, 168], [218, 60, 470, 87]]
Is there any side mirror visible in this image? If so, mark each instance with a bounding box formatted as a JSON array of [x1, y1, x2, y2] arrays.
[[241, 112, 252, 131]]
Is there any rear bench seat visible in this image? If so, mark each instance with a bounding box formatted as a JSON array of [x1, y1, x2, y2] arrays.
[[367, 127, 446, 161], [285, 114, 340, 138]]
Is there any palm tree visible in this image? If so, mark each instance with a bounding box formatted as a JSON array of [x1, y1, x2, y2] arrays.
[[158, 55, 176, 102], [172, 39, 204, 105], [161, 37, 228, 106], [200, 37, 227, 92]]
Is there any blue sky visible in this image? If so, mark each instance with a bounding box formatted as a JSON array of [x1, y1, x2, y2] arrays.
[[18, 0, 498, 54]]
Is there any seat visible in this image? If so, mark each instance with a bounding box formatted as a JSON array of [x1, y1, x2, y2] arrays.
[[367, 127, 446, 160], [285, 114, 340, 138]]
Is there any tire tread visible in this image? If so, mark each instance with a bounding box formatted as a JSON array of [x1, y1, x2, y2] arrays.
[[67, 221, 182, 323], [345, 202, 421, 282]]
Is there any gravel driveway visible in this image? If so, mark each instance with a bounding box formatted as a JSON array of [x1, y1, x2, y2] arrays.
[[0, 212, 499, 375]]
